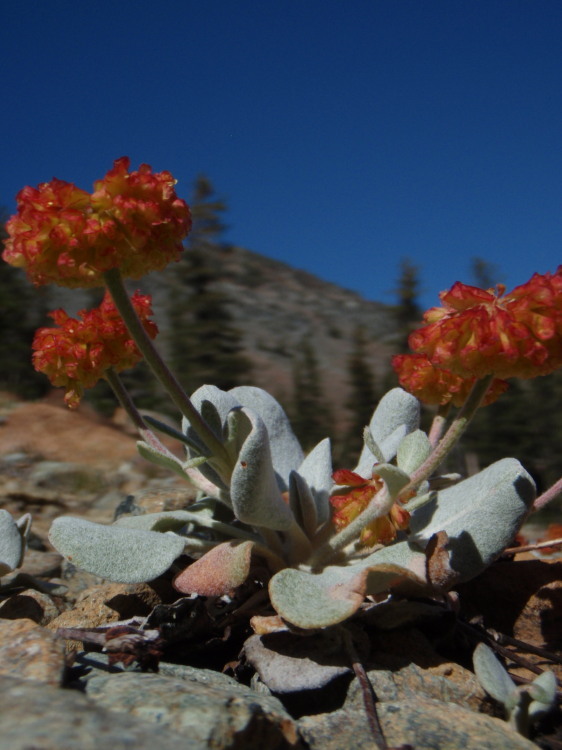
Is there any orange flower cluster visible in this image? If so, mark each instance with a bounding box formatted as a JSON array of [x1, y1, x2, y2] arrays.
[[32, 291, 158, 408], [407, 268, 562, 381], [330, 469, 410, 547], [3, 157, 191, 288], [392, 353, 509, 407]]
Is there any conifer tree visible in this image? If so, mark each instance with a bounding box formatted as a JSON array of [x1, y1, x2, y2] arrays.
[[290, 338, 332, 451], [167, 177, 252, 395], [340, 326, 379, 465], [0, 212, 50, 398], [393, 258, 422, 353]]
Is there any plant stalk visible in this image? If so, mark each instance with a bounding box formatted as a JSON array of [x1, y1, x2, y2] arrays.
[[103, 268, 231, 469], [397, 374, 494, 501]]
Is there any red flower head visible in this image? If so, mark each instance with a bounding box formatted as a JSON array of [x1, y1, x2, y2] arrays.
[[330, 469, 410, 547], [3, 158, 191, 288], [409, 268, 562, 380], [392, 353, 509, 407], [32, 291, 158, 408]]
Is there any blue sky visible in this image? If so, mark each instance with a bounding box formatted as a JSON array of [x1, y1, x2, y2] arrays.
[[2, 1, 561, 309]]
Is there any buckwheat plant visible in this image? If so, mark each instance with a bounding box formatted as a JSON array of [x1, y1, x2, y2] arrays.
[[4, 157, 562, 629]]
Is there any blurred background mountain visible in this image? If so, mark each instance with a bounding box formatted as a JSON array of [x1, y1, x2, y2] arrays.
[[2, 179, 562, 495]]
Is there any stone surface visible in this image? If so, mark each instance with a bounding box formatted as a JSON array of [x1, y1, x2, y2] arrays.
[[298, 697, 539, 750], [458, 558, 562, 681], [0, 588, 60, 625], [83, 667, 301, 749], [0, 618, 66, 685], [345, 625, 488, 712], [346, 660, 487, 713], [19, 547, 63, 578], [47, 582, 165, 649], [0, 675, 190, 750]]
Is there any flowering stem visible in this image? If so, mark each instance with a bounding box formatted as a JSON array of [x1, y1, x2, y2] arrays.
[[398, 374, 494, 501], [428, 404, 450, 448], [307, 488, 394, 568], [532, 475, 562, 512], [103, 367, 177, 456], [103, 268, 230, 468]]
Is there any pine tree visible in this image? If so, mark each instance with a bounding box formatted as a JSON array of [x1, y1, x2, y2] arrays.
[[339, 326, 379, 466], [0, 212, 50, 398], [471, 256, 500, 289], [290, 338, 332, 451], [393, 258, 422, 353], [166, 177, 252, 395]]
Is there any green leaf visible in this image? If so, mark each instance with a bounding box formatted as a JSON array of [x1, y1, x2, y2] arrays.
[[229, 408, 294, 530], [48, 517, 186, 583], [356, 388, 420, 473], [410, 458, 535, 582], [473, 643, 516, 705], [136, 440, 195, 480], [269, 543, 426, 628], [396, 429, 432, 474], [115, 508, 261, 543], [173, 540, 254, 596], [291, 437, 333, 531], [528, 670, 557, 715], [0, 510, 29, 576], [229, 386, 304, 490]]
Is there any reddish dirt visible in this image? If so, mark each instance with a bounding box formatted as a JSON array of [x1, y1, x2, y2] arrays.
[[0, 397, 139, 469]]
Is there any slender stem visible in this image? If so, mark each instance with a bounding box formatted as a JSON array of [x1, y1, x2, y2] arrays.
[[427, 404, 450, 448], [103, 268, 230, 468], [397, 374, 494, 502], [103, 367, 175, 456], [532, 475, 562, 512], [307, 488, 394, 568], [340, 627, 388, 750]]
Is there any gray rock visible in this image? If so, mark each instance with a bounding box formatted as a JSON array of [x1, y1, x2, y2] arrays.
[[346, 660, 487, 712], [0, 618, 66, 686], [28, 461, 109, 497], [298, 697, 539, 750], [84, 670, 301, 749], [0, 674, 189, 749]]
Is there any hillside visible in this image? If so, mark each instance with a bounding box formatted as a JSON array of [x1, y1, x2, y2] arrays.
[[48, 244, 400, 444]]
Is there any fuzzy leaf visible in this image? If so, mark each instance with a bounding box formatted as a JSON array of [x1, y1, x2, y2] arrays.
[[397, 429, 432, 474], [229, 386, 304, 489], [182, 385, 239, 449], [473, 643, 516, 705], [136, 440, 202, 480], [0, 510, 28, 576], [291, 437, 333, 532], [229, 408, 294, 530], [410, 458, 535, 582], [115, 508, 261, 543], [173, 540, 254, 596], [244, 631, 351, 693], [49, 517, 186, 583], [269, 547, 426, 628], [374, 463, 411, 499], [356, 388, 420, 473], [528, 670, 557, 712]]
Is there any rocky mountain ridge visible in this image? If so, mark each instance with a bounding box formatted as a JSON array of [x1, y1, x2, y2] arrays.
[[50, 243, 400, 436]]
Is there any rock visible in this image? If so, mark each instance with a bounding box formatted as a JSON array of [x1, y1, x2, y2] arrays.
[[47, 582, 166, 649], [83, 668, 301, 749], [298, 696, 539, 750], [0, 674, 190, 750], [244, 631, 352, 693], [458, 559, 562, 681], [27, 460, 109, 497], [0, 618, 66, 685], [344, 625, 488, 713], [19, 547, 63, 578], [0, 588, 60, 625]]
